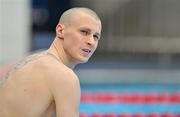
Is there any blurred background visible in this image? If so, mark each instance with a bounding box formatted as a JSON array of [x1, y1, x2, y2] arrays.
[[1, 0, 180, 116]]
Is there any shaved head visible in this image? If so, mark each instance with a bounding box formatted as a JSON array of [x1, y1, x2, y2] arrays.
[[59, 7, 101, 26]]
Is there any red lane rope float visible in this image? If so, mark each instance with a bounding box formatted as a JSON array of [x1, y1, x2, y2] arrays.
[[80, 113, 180, 117], [81, 92, 180, 103]]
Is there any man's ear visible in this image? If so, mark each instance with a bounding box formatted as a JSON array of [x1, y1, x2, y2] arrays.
[[56, 24, 64, 39]]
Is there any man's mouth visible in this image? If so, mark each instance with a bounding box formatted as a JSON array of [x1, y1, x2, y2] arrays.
[[82, 49, 91, 53]]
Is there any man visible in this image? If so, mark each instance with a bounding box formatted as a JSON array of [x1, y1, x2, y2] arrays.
[[0, 7, 102, 117]]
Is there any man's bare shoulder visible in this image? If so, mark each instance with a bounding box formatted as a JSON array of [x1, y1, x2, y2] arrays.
[[42, 54, 79, 88], [44, 60, 78, 83], [4, 51, 62, 74], [31, 52, 79, 85], [40, 54, 76, 76], [0, 51, 47, 85]]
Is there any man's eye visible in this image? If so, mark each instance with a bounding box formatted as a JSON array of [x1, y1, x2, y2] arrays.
[[81, 30, 88, 35], [94, 35, 100, 41]]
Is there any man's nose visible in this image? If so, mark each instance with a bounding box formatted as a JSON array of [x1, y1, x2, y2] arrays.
[[87, 36, 95, 46]]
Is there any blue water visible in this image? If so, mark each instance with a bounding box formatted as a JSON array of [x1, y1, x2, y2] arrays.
[[80, 83, 180, 114], [81, 83, 180, 93], [80, 103, 180, 114]]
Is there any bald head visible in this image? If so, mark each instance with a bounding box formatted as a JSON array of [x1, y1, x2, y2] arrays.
[[59, 7, 101, 26]]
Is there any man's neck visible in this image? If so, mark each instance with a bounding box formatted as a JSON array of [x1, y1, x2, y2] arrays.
[[47, 37, 75, 69]]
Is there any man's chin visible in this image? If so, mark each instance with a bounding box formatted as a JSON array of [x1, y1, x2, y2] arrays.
[[80, 59, 89, 64], [78, 57, 89, 64]]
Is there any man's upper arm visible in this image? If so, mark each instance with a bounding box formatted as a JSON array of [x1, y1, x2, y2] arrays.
[[47, 68, 80, 117]]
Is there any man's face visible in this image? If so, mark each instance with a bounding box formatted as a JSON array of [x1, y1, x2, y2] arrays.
[[62, 12, 102, 64]]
